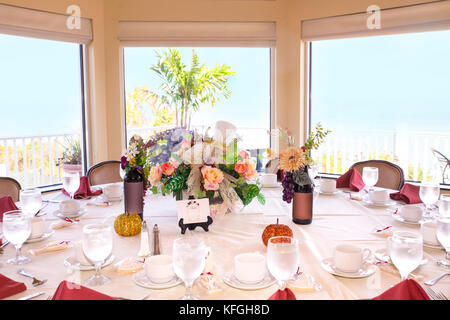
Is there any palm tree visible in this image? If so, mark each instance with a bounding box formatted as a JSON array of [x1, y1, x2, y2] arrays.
[[150, 48, 235, 129]]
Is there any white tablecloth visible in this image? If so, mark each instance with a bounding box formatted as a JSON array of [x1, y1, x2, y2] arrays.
[[1, 186, 449, 300]]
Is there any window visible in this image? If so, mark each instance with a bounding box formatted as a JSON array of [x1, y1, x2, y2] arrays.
[[0, 34, 87, 189], [123, 47, 272, 153], [309, 30, 450, 184]]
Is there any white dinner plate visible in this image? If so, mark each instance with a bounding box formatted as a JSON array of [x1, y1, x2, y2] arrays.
[[64, 255, 115, 271], [222, 271, 276, 290], [391, 212, 425, 225], [320, 257, 377, 279], [262, 182, 282, 189], [53, 208, 86, 219], [133, 271, 183, 290], [25, 230, 55, 243], [362, 196, 397, 207]]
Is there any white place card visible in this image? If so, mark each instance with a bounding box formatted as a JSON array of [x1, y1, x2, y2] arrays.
[[176, 198, 210, 224]]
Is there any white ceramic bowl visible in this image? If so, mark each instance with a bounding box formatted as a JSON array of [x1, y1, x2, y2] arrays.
[[144, 255, 175, 283]]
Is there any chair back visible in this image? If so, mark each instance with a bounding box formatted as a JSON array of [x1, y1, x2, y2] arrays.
[[350, 160, 405, 190], [0, 177, 22, 202], [87, 161, 122, 186]]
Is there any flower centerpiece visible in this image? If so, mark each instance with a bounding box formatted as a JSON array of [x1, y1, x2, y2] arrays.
[[58, 136, 82, 174], [121, 135, 151, 191]]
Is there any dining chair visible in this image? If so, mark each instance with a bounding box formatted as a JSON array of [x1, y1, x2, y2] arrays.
[[86, 161, 122, 186], [350, 160, 405, 191], [0, 177, 22, 202], [431, 148, 450, 184]]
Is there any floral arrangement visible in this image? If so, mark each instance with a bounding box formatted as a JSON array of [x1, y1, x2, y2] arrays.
[[59, 136, 82, 165], [121, 135, 151, 191]]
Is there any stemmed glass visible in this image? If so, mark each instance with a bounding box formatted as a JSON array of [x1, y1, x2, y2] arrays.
[[439, 195, 450, 217], [389, 231, 423, 281], [82, 224, 113, 286], [172, 237, 208, 300], [19, 188, 42, 216], [419, 182, 440, 220], [436, 217, 450, 269], [362, 167, 379, 193], [2, 210, 32, 265], [267, 236, 299, 291], [63, 171, 80, 199]]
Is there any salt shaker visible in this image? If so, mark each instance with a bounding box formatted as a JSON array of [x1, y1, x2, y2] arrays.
[[138, 221, 151, 257], [153, 224, 160, 255]]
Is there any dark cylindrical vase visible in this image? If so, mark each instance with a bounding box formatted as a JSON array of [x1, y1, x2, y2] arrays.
[[292, 192, 313, 225], [124, 167, 144, 220]]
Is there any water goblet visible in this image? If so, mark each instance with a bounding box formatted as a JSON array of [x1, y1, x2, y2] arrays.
[[419, 182, 440, 220], [20, 188, 42, 217], [439, 195, 450, 217], [389, 231, 423, 281], [362, 167, 378, 193], [172, 237, 208, 300], [63, 171, 80, 199], [436, 217, 450, 269], [2, 210, 32, 265], [267, 236, 299, 291], [82, 224, 113, 286]]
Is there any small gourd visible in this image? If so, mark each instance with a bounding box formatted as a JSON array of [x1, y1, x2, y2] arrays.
[[114, 212, 142, 237], [261, 218, 293, 246]]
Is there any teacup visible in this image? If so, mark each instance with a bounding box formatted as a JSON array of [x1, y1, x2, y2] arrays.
[[144, 255, 175, 283], [260, 173, 277, 186], [30, 216, 46, 239], [320, 179, 336, 193], [421, 221, 440, 246], [369, 190, 389, 204], [399, 205, 423, 222], [59, 199, 80, 215], [333, 244, 371, 273], [234, 252, 266, 284], [74, 241, 93, 265], [103, 183, 122, 199]]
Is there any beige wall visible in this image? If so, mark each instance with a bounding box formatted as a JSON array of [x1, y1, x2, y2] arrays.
[[2, 0, 437, 165]]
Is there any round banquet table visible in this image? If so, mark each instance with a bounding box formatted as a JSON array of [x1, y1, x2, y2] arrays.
[[1, 184, 449, 300]]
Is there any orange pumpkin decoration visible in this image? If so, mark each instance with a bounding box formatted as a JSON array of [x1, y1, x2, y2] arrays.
[[262, 218, 293, 246]]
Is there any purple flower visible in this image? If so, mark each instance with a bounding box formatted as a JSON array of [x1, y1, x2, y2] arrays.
[[121, 156, 127, 169]]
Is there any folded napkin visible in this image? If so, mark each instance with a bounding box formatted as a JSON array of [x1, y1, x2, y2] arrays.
[[268, 288, 297, 300], [52, 281, 116, 300], [389, 183, 422, 204], [336, 168, 365, 192], [0, 195, 19, 222], [62, 176, 102, 199], [372, 279, 430, 300], [0, 274, 27, 299]]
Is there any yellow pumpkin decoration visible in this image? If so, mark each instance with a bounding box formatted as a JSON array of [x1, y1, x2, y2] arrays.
[[114, 213, 142, 236]]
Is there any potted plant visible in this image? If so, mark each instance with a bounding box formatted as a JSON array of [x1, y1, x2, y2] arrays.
[[58, 136, 82, 174]]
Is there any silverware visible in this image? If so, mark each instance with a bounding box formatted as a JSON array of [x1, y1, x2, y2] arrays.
[[425, 272, 450, 286], [18, 292, 46, 300], [424, 286, 447, 300], [0, 240, 10, 254], [43, 199, 61, 203], [141, 293, 151, 300], [17, 269, 48, 287]]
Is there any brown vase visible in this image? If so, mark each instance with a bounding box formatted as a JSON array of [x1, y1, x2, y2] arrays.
[[292, 192, 313, 225]]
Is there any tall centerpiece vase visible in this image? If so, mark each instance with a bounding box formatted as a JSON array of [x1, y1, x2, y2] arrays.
[[292, 167, 314, 225], [124, 167, 144, 220]]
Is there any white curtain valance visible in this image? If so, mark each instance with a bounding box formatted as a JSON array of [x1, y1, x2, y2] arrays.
[[0, 4, 92, 44], [118, 21, 276, 47], [302, 0, 450, 41]]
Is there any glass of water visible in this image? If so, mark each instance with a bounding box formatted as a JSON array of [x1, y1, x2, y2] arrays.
[[436, 217, 450, 269], [82, 224, 113, 286], [20, 188, 42, 216], [389, 231, 423, 281], [439, 195, 450, 217], [362, 167, 379, 193], [173, 237, 209, 300], [2, 210, 32, 265], [63, 171, 80, 199], [419, 182, 440, 220], [267, 236, 299, 291]]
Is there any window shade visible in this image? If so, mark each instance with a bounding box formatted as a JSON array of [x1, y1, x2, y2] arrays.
[[302, 0, 450, 41], [0, 4, 92, 44], [118, 21, 276, 47]]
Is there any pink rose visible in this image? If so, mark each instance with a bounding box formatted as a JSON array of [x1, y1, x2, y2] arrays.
[[149, 166, 162, 185], [243, 159, 257, 181], [160, 162, 175, 176], [240, 150, 250, 159], [201, 166, 224, 191]]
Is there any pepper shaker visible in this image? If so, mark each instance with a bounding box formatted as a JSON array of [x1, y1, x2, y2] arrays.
[[153, 224, 160, 255]]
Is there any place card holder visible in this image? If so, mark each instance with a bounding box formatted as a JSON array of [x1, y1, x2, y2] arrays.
[[176, 197, 213, 234]]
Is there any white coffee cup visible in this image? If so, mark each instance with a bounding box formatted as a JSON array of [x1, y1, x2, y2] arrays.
[[74, 241, 92, 265], [59, 199, 80, 215], [30, 216, 46, 239], [399, 205, 423, 222], [103, 183, 122, 199], [320, 179, 336, 193], [333, 244, 371, 273], [234, 252, 267, 284], [144, 255, 175, 283], [260, 173, 277, 186], [369, 190, 389, 204], [421, 221, 440, 246]]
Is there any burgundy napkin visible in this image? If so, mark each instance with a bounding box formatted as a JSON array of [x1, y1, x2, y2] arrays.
[[51, 281, 116, 300], [268, 288, 297, 300], [336, 168, 365, 192], [62, 176, 102, 199], [0, 195, 19, 222], [372, 279, 430, 300], [0, 274, 27, 299], [389, 183, 422, 204]]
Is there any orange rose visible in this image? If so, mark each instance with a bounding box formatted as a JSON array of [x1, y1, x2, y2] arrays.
[[234, 160, 249, 174], [149, 166, 162, 185], [160, 162, 175, 176], [243, 159, 258, 181], [201, 166, 224, 191]]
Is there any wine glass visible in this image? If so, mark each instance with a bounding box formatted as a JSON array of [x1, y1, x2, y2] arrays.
[[20, 188, 42, 216], [172, 237, 208, 300], [439, 195, 450, 217], [82, 224, 113, 286], [419, 182, 440, 220], [389, 231, 423, 281], [2, 210, 32, 265], [63, 171, 80, 199], [436, 217, 450, 269], [362, 167, 378, 193], [267, 236, 299, 291]]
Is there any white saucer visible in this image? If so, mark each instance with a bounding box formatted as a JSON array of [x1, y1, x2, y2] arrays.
[[53, 208, 86, 219], [320, 257, 377, 279], [133, 270, 182, 289], [363, 196, 397, 207], [374, 249, 428, 267], [423, 242, 445, 250], [318, 190, 341, 196], [64, 255, 115, 271], [25, 230, 55, 243], [223, 271, 276, 290], [262, 182, 282, 188], [391, 212, 424, 225]]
